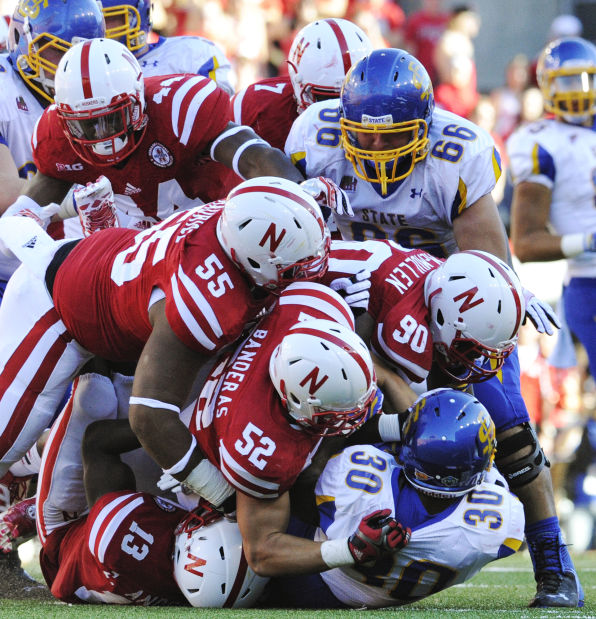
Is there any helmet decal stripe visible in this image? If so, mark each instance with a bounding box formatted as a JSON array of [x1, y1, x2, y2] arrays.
[[228, 184, 325, 234], [80, 40, 93, 99], [223, 550, 249, 608], [465, 250, 523, 338], [290, 326, 372, 384], [326, 19, 351, 75]]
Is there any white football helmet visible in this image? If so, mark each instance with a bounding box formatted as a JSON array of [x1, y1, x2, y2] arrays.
[[269, 319, 377, 436], [173, 507, 269, 608], [287, 18, 373, 113], [216, 177, 330, 292], [424, 250, 525, 383], [54, 38, 147, 166]]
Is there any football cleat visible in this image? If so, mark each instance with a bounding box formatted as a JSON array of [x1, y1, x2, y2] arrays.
[[528, 533, 584, 607]]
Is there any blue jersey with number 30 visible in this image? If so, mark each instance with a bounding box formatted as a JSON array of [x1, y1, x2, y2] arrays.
[[314, 445, 524, 608]]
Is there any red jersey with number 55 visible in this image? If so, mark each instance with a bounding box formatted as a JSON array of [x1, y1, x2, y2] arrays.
[[52, 203, 271, 361], [40, 491, 187, 605], [33, 74, 232, 225], [189, 282, 355, 499], [326, 240, 443, 383], [230, 76, 298, 151]]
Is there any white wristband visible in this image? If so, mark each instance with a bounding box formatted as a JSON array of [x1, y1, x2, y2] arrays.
[[162, 435, 197, 476], [183, 458, 235, 508], [320, 537, 355, 568], [378, 413, 402, 442], [129, 396, 181, 414], [231, 138, 270, 177], [560, 233, 585, 258]]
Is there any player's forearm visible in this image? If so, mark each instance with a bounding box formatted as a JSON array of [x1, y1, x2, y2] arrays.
[[244, 531, 331, 577], [512, 230, 568, 262], [238, 145, 305, 184]]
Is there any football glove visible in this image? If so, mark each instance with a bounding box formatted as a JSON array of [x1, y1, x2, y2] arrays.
[[347, 508, 410, 564], [73, 176, 119, 237], [300, 176, 353, 216], [330, 269, 371, 315], [522, 287, 561, 336]]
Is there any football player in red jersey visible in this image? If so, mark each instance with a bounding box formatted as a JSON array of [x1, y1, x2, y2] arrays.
[[0, 177, 330, 511], [231, 18, 373, 152], [326, 241, 525, 394], [6, 37, 304, 231]]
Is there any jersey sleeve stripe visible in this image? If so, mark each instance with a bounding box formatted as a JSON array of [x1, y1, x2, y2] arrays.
[[375, 323, 428, 381], [492, 147, 502, 183], [170, 270, 217, 350], [219, 441, 280, 497], [450, 177, 468, 220], [531, 143, 556, 182], [172, 76, 216, 145], [88, 493, 142, 563], [176, 264, 223, 338], [231, 89, 246, 124], [280, 283, 354, 328]]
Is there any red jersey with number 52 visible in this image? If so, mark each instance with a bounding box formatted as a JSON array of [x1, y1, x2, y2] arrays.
[[230, 76, 298, 151], [53, 203, 271, 361], [327, 240, 443, 383], [33, 74, 232, 224], [189, 282, 355, 499], [40, 491, 187, 605]]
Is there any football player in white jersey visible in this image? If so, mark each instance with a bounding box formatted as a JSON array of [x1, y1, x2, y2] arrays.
[[508, 36, 596, 384], [285, 48, 582, 608], [0, 0, 106, 268], [101, 0, 235, 94], [266, 388, 525, 609]]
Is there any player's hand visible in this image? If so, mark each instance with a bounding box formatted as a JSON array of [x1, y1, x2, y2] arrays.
[[300, 176, 353, 216], [157, 472, 184, 494], [330, 269, 371, 315], [73, 175, 119, 236], [1, 198, 60, 229], [522, 287, 561, 336], [348, 508, 410, 564]]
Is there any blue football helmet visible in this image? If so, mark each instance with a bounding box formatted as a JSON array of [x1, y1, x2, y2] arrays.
[[340, 48, 434, 195], [400, 389, 496, 499], [537, 36, 596, 124], [101, 0, 152, 56], [7, 0, 106, 103]]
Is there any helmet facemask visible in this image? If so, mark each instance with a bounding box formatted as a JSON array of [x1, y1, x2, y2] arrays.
[[340, 116, 429, 195], [103, 3, 148, 54], [58, 92, 146, 166], [542, 66, 596, 124]]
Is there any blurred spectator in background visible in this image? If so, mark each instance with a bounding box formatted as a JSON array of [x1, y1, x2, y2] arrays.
[[433, 4, 480, 118], [491, 54, 530, 141], [469, 96, 506, 205], [403, 0, 450, 82], [346, 0, 405, 48]]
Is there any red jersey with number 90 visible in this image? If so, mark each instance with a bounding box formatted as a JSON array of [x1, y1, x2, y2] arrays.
[[52, 203, 271, 361], [326, 240, 444, 383]]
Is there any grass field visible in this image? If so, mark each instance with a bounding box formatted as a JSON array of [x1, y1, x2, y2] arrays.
[[1, 549, 593, 618]]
